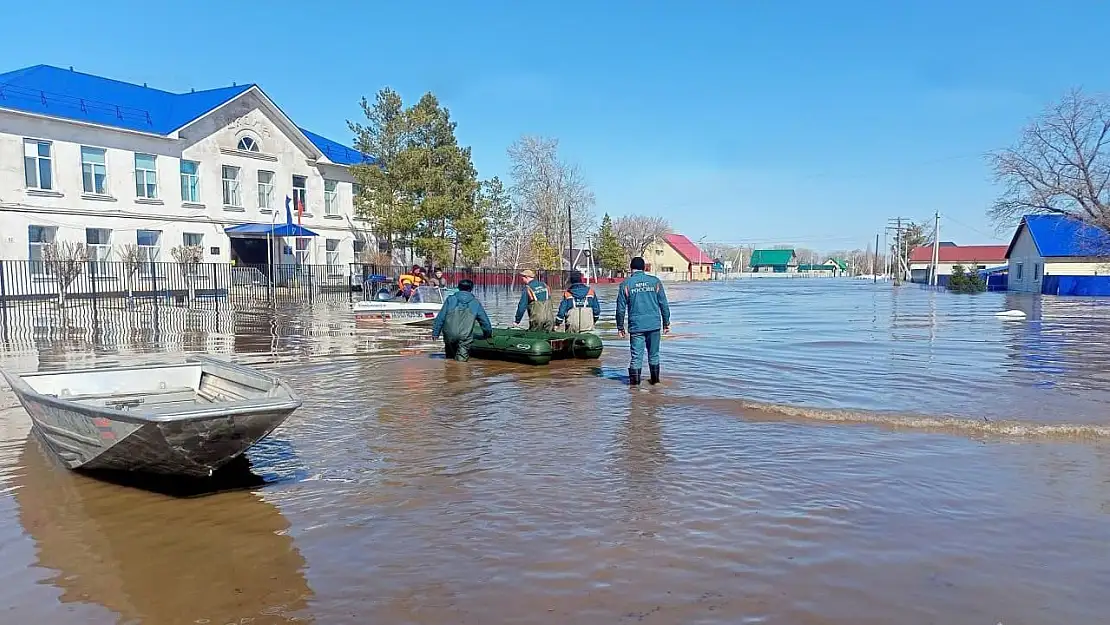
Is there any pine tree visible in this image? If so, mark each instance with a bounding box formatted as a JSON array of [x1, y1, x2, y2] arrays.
[[530, 231, 561, 270], [595, 213, 627, 271]]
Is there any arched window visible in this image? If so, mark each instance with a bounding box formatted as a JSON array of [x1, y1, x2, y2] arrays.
[[237, 136, 259, 152]]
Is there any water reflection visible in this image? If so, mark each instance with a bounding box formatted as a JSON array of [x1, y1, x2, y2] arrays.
[[12, 436, 313, 624]]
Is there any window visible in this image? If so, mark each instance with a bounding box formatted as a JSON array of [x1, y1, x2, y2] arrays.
[[183, 232, 203, 248], [81, 147, 108, 195], [28, 225, 56, 275], [237, 136, 259, 152], [257, 170, 274, 210], [86, 228, 112, 274], [24, 140, 53, 190], [134, 154, 158, 199], [352, 183, 363, 197], [325, 238, 340, 269], [292, 175, 307, 212], [353, 239, 365, 259], [324, 179, 338, 215], [222, 165, 242, 207], [1034, 263, 1042, 280], [661, 265, 675, 273], [137, 229, 162, 275], [295, 237, 309, 265], [1015, 262, 1024, 280], [180, 160, 200, 203]]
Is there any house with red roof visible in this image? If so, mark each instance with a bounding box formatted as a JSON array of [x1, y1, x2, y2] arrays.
[[907, 243, 1008, 284], [648, 233, 714, 281]]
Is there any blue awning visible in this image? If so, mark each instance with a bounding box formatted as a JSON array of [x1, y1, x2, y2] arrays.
[[224, 222, 318, 237]]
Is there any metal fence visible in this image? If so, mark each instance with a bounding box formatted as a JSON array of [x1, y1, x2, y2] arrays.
[[0, 260, 592, 342]]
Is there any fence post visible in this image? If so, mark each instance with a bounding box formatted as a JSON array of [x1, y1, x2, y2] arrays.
[[0, 261, 7, 344], [209, 263, 217, 314]]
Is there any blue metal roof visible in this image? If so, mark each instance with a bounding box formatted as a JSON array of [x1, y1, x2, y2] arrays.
[[224, 223, 318, 237], [0, 64, 372, 166], [1005, 214, 1110, 258]]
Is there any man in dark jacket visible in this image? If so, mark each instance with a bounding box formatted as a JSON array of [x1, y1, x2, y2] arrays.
[[615, 256, 671, 385], [432, 279, 493, 362], [556, 272, 602, 332], [514, 269, 555, 331]]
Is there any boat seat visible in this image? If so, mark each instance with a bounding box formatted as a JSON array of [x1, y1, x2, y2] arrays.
[[65, 387, 198, 410]]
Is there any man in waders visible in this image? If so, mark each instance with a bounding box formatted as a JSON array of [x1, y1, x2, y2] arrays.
[[432, 279, 493, 362], [514, 269, 555, 331], [556, 271, 601, 333], [616, 256, 671, 385]]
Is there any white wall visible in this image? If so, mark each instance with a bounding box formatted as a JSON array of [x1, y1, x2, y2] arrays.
[[0, 91, 368, 270], [1007, 227, 1043, 293]]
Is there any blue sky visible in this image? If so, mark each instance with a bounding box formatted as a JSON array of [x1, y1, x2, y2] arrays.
[[2, 0, 1107, 250]]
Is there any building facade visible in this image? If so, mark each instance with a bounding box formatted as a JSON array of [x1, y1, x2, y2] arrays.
[[648, 234, 712, 281], [749, 249, 797, 273], [907, 244, 1008, 285], [1006, 215, 1110, 295], [0, 65, 372, 283]]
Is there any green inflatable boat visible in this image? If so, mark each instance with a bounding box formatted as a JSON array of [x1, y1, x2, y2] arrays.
[[468, 328, 604, 366]]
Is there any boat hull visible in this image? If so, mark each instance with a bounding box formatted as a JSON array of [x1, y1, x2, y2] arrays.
[[1, 356, 301, 478], [352, 302, 442, 326], [468, 328, 604, 365]]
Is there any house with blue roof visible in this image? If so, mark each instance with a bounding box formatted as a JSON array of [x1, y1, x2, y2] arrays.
[[1005, 214, 1110, 295], [0, 64, 376, 283]]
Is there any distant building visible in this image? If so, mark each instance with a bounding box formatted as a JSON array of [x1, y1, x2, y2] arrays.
[[648, 234, 713, 281], [749, 249, 798, 273], [798, 257, 847, 276], [562, 247, 595, 276], [1006, 214, 1110, 295], [908, 245, 1008, 284]]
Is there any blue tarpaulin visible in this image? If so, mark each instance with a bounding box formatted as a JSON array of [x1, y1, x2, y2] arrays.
[[1041, 276, 1110, 296]]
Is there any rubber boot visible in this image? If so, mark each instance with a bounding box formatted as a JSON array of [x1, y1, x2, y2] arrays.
[[628, 368, 641, 385], [649, 364, 661, 385]]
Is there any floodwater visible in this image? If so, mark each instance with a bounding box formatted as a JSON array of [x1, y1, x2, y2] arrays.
[[1, 278, 1110, 624]]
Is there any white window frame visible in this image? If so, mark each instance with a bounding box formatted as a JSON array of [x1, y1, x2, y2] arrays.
[[257, 170, 275, 210], [325, 238, 341, 273], [85, 228, 112, 274], [295, 237, 310, 265], [183, 232, 203, 248], [24, 139, 53, 190], [136, 229, 162, 276], [324, 179, 339, 215], [134, 153, 158, 199], [81, 146, 109, 195], [1015, 262, 1024, 281], [237, 136, 259, 152], [180, 160, 200, 203], [28, 225, 57, 275], [292, 175, 307, 213], [222, 165, 242, 207]]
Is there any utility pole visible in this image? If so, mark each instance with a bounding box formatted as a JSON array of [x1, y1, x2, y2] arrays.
[[930, 211, 940, 286], [874, 233, 879, 283], [885, 217, 912, 286]]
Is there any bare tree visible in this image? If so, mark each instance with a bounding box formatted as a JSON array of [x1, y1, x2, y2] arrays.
[[507, 135, 596, 263], [989, 88, 1110, 240], [171, 244, 204, 304], [612, 215, 671, 259], [118, 243, 142, 301], [43, 240, 86, 307]]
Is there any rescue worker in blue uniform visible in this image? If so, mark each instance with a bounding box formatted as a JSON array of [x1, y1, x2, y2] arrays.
[[514, 269, 555, 331], [555, 271, 602, 332], [432, 279, 493, 362], [615, 256, 671, 385]]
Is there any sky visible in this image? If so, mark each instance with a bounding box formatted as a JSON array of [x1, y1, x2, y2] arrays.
[[2, 0, 1108, 251]]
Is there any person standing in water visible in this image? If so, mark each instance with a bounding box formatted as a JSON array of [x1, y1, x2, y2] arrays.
[[513, 269, 555, 331], [615, 256, 671, 386], [432, 279, 493, 362]]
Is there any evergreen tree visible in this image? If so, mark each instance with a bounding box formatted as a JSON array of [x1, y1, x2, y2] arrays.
[[530, 231, 561, 270], [595, 213, 627, 270], [947, 264, 987, 293]]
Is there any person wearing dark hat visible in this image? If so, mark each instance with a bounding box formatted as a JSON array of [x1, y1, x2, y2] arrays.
[[615, 256, 671, 385], [432, 279, 493, 362], [513, 269, 555, 331]]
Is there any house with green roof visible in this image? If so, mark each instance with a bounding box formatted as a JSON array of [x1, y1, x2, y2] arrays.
[[798, 257, 848, 276], [749, 249, 798, 273]]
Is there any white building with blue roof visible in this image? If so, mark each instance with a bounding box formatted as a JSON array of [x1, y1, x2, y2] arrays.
[[1005, 214, 1110, 295], [0, 64, 375, 276]]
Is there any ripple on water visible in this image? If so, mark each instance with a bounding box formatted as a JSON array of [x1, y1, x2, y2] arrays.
[[0, 281, 1109, 623]]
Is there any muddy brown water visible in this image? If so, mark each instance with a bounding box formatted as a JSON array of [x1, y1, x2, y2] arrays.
[[1, 279, 1109, 624]]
